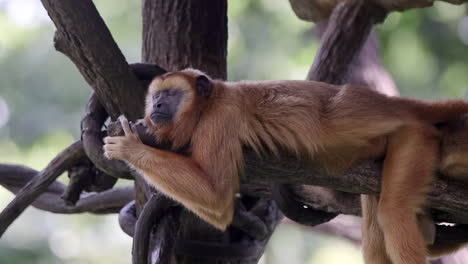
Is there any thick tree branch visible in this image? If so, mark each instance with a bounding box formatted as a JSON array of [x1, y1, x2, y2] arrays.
[[0, 141, 85, 237], [244, 156, 468, 224], [142, 0, 228, 79], [39, 0, 145, 120]]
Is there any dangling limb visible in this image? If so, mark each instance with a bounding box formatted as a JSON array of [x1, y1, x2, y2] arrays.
[[377, 123, 438, 264], [361, 194, 393, 264]]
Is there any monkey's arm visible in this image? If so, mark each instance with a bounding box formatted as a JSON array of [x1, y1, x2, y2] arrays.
[[103, 117, 234, 229]]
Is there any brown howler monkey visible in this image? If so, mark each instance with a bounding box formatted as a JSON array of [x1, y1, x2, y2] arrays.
[[103, 68, 468, 264]]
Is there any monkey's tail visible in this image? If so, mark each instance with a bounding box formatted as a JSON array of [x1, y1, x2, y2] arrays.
[[406, 99, 468, 124]]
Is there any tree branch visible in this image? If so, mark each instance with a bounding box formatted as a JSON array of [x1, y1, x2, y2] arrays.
[[174, 199, 281, 262], [132, 193, 177, 264], [119, 201, 137, 237], [289, 0, 468, 22], [61, 159, 118, 205], [0, 141, 85, 237], [244, 156, 468, 224], [308, 1, 387, 83], [81, 92, 133, 179], [150, 211, 180, 264], [39, 0, 145, 120], [0, 164, 134, 214], [80, 64, 167, 180]]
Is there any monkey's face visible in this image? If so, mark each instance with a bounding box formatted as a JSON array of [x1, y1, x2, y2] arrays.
[[146, 70, 213, 127], [150, 88, 186, 125]]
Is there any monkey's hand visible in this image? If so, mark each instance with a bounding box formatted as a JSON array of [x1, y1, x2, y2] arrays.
[[103, 116, 143, 162]]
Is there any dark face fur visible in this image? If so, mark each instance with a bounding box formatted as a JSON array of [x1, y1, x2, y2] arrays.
[[150, 89, 185, 125], [148, 73, 213, 126]]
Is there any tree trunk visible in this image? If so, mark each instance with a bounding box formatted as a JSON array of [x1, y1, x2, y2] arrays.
[[141, 1, 278, 263], [142, 0, 227, 80]]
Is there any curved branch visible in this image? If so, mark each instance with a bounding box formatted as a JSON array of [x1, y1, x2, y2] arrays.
[[151, 210, 180, 264], [0, 141, 85, 237], [0, 164, 134, 214], [132, 193, 177, 264], [81, 64, 167, 179], [119, 201, 137, 237], [81, 92, 132, 179]]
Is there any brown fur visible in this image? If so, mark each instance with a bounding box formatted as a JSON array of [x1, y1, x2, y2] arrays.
[[104, 69, 468, 263]]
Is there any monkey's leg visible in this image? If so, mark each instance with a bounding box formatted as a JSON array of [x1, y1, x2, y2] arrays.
[[377, 124, 438, 264], [361, 194, 393, 264]]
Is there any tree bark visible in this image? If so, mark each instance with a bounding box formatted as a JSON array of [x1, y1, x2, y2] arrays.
[[40, 0, 146, 120], [141, 1, 281, 263], [142, 0, 227, 80], [141, 0, 229, 254]]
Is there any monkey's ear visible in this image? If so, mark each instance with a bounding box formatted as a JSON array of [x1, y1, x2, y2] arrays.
[[196, 75, 213, 98]]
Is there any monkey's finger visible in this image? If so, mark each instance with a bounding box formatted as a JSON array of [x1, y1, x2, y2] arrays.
[[104, 136, 116, 144], [104, 136, 125, 144], [103, 150, 112, 159], [119, 115, 133, 136], [103, 144, 116, 152], [103, 145, 114, 159], [104, 151, 118, 160]]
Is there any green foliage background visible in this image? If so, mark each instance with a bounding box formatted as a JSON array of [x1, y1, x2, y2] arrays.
[[0, 0, 467, 263]]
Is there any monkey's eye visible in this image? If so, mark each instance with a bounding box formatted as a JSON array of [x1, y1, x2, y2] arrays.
[[153, 92, 161, 100]]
